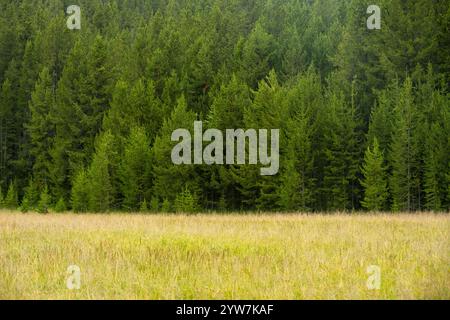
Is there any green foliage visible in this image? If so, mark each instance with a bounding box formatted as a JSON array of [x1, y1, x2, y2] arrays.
[[54, 197, 67, 213], [1, 0, 448, 213], [175, 187, 198, 214], [87, 132, 114, 213], [23, 178, 40, 209], [152, 96, 199, 203], [71, 169, 89, 213], [360, 138, 388, 211], [119, 127, 152, 211], [28, 67, 54, 187], [0, 185, 3, 208], [389, 78, 420, 212], [139, 199, 148, 213], [0, 79, 15, 187], [20, 196, 30, 213], [150, 197, 159, 212], [161, 199, 171, 213], [321, 85, 362, 211], [4, 181, 18, 209], [37, 186, 51, 214]]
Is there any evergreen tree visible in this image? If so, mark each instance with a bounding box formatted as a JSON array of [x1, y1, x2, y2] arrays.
[[239, 70, 284, 210], [423, 122, 448, 211], [27, 67, 54, 187], [152, 96, 199, 204], [360, 138, 388, 211], [22, 177, 40, 209], [20, 196, 31, 213], [389, 78, 420, 212], [321, 86, 362, 211], [0, 185, 4, 208], [4, 181, 18, 209], [0, 79, 15, 187], [161, 199, 171, 213], [207, 75, 251, 210], [139, 199, 148, 213], [119, 127, 152, 211], [367, 90, 394, 154], [54, 197, 67, 213], [175, 187, 197, 213], [51, 36, 112, 198], [150, 197, 160, 212], [37, 186, 51, 214], [87, 132, 115, 213], [277, 114, 314, 211], [71, 168, 89, 213]]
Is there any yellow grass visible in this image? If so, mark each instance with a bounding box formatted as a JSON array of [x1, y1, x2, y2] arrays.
[[0, 210, 448, 299]]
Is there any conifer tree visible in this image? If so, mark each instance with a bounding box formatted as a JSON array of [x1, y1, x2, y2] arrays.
[[322, 88, 361, 211], [54, 197, 67, 213], [360, 138, 388, 211], [27, 67, 54, 187], [389, 78, 420, 211], [4, 181, 18, 209], [37, 186, 51, 214], [119, 127, 152, 211], [87, 132, 114, 213], [22, 177, 40, 209], [0, 185, 3, 208], [175, 187, 197, 213], [207, 75, 251, 210], [139, 199, 148, 213], [152, 96, 199, 204], [0, 79, 15, 187], [71, 168, 89, 213], [423, 122, 447, 211], [278, 114, 314, 211]]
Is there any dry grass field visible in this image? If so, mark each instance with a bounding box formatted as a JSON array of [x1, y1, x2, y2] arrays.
[[0, 210, 448, 299]]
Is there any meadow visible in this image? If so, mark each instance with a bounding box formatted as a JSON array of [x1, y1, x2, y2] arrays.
[[0, 210, 448, 300]]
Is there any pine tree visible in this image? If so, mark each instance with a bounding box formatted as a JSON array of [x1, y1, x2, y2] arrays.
[[161, 199, 171, 213], [150, 197, 159, 212], [423, 122, 447, 211], [0, 79, 15, 187], [139, 199, 148, 213], [207, 75, 251, 210], [237, 21, 277, 88], [277, 70, 323, 211], [321, 87, 362, 211], [22, 177, 40, 209], [367, 90, 394, 154], [152, 96, 199, 204], [119, 127, 152, 211], [103, 79, 164, 148], [20, 196, 30, 213], [175, 187, 197, 213], [389, 78, 420, 212], [0, 185, 4, 208], [71, 168, 89, 213], [240, 70, 284, 210], [360, 138, 388, 211], [416, 66, 449, 211], [27, 67, 54, 187], [87, 132, 114, 213], [51, 36, 112, 198], [54, 197, 67, 213], [277, 114, 314, 211], [37, 186, 51, 214], [4, 181, 18, 209]]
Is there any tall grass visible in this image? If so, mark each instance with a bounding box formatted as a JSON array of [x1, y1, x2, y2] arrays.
[[0, 210, 448, 299]]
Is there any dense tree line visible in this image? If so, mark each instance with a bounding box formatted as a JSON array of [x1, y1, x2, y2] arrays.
[[0, 0, 448, 213]]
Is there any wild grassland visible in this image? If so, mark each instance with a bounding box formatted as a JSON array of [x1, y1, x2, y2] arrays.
[[0, 210, 448, 299]]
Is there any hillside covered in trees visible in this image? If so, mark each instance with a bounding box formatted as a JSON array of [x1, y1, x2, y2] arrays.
[[0, 0, 449, 213]]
